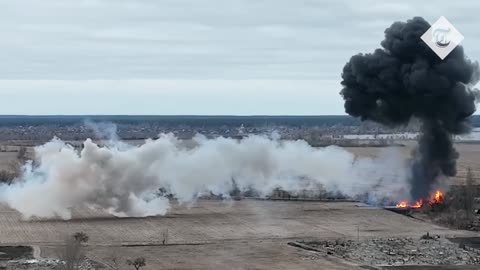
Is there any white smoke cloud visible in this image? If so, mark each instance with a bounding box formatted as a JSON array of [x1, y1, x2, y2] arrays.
[[0, 133, 410, 220]]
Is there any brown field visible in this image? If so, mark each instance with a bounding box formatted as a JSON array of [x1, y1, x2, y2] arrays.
[[0, 142, 479, 269], [0, 200, 475, 269]]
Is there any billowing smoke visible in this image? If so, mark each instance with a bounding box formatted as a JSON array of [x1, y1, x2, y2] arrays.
[[0, 133, 408, 219], [341, 17, 479, 200]]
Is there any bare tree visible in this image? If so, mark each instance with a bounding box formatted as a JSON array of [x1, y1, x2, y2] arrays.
[[58, 234, 86, 270], [126, 257, 146, 270], [17, 146, 28, 163], [0, 169, 16, 184], [465, 167, 475, 221], [0, 159, 24, 185], [107, 247, 122, 270], [162, 229, 169, 245], [7, 159, 21, 176]]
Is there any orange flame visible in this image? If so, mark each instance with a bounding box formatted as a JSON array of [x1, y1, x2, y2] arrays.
[[396, 201, 409, 208], [434, 191, 444, 203], [396, 200, 423, 209], [430, 190, 444, 206], [412, 199, 423, 209], [395, 191, 444, 209]]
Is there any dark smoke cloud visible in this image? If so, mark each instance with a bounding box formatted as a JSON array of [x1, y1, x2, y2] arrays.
[[340, 17, 479, 200]]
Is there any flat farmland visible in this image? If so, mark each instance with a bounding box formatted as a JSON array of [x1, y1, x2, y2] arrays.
[[0, 201, 466, 246], [0, 200, 475, 269]]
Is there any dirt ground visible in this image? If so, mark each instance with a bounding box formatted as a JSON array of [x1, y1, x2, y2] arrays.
[[0, 200, 476, 269]]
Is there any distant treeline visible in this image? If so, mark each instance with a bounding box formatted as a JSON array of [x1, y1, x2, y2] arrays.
[[0, 115, 479, 128], [0, 115, 360, 127]]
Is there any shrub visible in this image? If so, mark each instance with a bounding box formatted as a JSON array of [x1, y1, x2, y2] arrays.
[[73, 232, 89, 244], [126, 257, 146, 270]]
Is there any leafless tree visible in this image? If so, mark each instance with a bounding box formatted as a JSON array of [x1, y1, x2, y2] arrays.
[[107, 247, 122, 270], [17, 146, 28, 162], [0, 159, 24, 185], [162, 229, 169, 245], [58, 234, 86, 270], [126, 257, 146, 270], [465, 167, 475, 221], [0, 169, 16, 184], [7, 159, 21, 177]]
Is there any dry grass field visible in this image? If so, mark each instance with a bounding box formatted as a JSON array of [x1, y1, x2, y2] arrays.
[[1, 200, 475, 269], [0, 201, 467, 246]]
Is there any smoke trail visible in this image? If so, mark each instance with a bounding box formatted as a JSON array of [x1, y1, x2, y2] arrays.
[[0, 133, 407, 219], [341, 17, 479, 200], [84, 120, 120, 142]]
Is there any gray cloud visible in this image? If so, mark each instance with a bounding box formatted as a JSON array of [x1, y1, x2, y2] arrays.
[[0, 0, 479, 115], [1, 0, 478, 80]]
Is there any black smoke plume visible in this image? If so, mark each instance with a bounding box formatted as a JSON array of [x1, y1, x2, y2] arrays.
[[340, 17, 479, 200]]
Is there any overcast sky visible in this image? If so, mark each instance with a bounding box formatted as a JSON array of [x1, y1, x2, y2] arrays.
[[0, 0, 479, 115]]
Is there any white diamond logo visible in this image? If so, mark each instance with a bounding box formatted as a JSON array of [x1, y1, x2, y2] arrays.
[[421, 16, 464, 60]]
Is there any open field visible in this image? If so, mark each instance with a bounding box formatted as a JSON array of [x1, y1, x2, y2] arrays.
[[0, 200, 476, 269], [0, 201, 467, 246]]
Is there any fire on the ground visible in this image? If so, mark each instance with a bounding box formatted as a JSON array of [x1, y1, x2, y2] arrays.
[[396, 191, 444, 209]]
